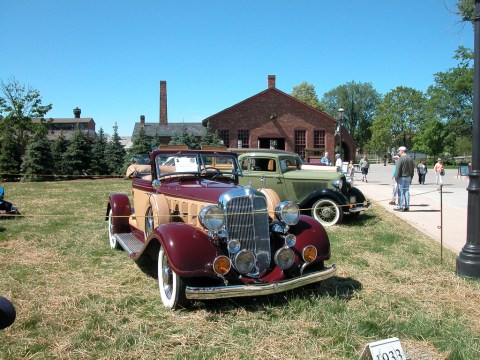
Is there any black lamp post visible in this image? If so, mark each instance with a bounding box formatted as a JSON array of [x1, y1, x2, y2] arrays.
[[456, 0, 480, 278], [338, 108, 344, 160]]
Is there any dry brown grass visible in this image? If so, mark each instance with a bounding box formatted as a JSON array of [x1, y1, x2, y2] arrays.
[[0, 179, 479, 359]]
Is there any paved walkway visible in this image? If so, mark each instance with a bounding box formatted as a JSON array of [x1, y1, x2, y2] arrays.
[[352, 163, 469, 254]]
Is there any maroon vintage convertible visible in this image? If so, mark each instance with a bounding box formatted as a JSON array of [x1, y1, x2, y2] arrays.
[[106, 147, 336, 309]]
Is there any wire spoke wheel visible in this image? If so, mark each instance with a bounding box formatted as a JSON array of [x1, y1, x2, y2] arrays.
[[312, 198, 343, 226]]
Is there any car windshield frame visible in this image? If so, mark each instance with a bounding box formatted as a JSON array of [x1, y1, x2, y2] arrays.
[[154, 152, 241, 179]]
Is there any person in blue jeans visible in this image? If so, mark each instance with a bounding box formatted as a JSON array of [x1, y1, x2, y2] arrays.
[[394, 146, 414, 212]]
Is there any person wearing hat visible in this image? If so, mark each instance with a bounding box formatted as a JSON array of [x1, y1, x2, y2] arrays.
[[394, 146, 414, 212], [433, 158, 444, 187]]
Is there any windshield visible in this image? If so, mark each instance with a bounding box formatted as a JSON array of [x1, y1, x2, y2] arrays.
[[279, 155, 302, 173], [155, 152, 240, 179]]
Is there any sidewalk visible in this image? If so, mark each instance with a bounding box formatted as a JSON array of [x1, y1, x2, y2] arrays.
[[353, 164, 469, 254]]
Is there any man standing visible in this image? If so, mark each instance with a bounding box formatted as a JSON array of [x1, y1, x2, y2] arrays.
[[394, 146, 414, 212], [359, 155, 370, 182]]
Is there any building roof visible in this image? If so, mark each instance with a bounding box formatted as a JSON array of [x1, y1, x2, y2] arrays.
[[132, 122, 205, 137], [201, 86, 337, 126], [106, 136, 132, 149], [32, 117, 95, 124]]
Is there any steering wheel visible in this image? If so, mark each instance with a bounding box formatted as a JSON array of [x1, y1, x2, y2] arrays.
[[201, 166, 222, 178]]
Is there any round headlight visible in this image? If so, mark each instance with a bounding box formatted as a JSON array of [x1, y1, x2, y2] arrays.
[[234, 250, 255, 274], [274, 247, 295, 270], [276, 201, 300, 225], [284, 234, 296, 247], [213, 255, 231, 275], [199, 205, 225, 232], [333, 178, 343, 190], [302, 245, 317, 263], [227, 239, 241, 254]]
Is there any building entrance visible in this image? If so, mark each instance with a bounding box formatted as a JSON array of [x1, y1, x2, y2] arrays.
[[258, 138, 285, 150]]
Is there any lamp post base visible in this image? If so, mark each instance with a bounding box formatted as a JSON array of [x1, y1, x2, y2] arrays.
[[457, 245, 480, 278]]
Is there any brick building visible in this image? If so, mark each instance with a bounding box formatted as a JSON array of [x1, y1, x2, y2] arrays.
[[202, 75, 355, 162], [33, 107, 96, 141]]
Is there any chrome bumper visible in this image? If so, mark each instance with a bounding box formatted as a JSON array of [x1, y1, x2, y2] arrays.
[[348, 200, 371, 213], [185, 265, 336, 300]]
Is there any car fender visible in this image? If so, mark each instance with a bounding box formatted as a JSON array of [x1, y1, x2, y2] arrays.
[[300, 189, 348, 211], [348, 186, 367, 203], [152, 223, 219, 277], [289, 215, 331, 260], [107, 193, 131, 234]]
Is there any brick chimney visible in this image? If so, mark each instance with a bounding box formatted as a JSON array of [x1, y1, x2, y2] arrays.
[[140, 115, 145, 126], [73, 107, 81, 118], [268, 75, 276, 88], [160, 80, 168, 125]]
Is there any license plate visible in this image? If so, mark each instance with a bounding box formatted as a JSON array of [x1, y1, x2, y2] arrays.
[[349, 196, 356, 204]]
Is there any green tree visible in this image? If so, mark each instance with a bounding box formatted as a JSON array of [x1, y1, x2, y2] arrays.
[[0, 77, 52, 176], [427, 46, 473, 155], [455, 0, 475, 23], [200, 124, 223, 147], [169, 126, 200, 149], [90, 128, 108, 176], [368, 86, 426, 154], [291, 81, 324, 111], [412, 116, 446, 159], [105, 123, 126, 176], [51, 131, 69, 175], [150, 132, 162, 149], [129, 125, 151, 156], [20, 125, 54, 181], [322, 81, 381, 150], [0, 134, 21, 181], [63, 129, 92, 177]]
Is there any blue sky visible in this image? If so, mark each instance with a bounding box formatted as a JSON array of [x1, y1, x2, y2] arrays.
[[1, 0, 473, 136]]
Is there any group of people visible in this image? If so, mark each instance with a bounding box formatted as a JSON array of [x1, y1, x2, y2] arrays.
[[390, 147, 445, 212], [321, 152, 358, 182]]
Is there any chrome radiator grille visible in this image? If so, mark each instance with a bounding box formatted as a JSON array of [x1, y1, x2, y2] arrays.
[[223, 190, 271, 274]]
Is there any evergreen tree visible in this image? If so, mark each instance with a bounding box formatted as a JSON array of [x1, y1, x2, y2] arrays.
[[200, 124, 223, 147], [89, 127, 108, 176], [128, 125, 151, 160], [51, 131, 69, 175], [63, 129, 92, 177], [105, 123, 126, 176], [169, 126, 199, 149], [150, 132, 162, 150], [20, 125, 54, 182], [0, 134, 21, 181]]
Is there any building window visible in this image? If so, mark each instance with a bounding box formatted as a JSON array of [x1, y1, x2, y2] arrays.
[[314, 130, 325, 148], [218, 130, 229, 147], [238, 130, 249, 148], [295, 130, 306, 158]]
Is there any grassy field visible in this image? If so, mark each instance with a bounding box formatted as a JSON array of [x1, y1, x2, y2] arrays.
[[0, 179, 479, 359]]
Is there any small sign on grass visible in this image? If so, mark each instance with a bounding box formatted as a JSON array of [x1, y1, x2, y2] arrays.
[[360, 337, 407, 360]]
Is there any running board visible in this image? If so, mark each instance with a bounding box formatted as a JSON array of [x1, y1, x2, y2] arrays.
[[114, 233, 144, 257]]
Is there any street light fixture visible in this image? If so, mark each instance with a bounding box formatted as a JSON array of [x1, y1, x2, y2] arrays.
[[337, 108, 345, 160]]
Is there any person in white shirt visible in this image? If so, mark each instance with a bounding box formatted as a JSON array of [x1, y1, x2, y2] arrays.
[[335, 154, 342, 172]]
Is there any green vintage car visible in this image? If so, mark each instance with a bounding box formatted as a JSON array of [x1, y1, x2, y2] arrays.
[[237, 150, 370, 226]]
